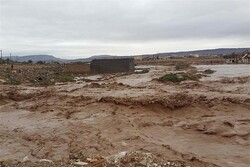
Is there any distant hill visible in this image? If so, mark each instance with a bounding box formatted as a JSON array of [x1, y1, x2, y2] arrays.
[[66, 55, 116, 63], [2, 55, 66, 63], [66, 55, 131, 63], [2, 54, 127, 63], [2, 48, 249, 63], [139, 48, 250, 57]]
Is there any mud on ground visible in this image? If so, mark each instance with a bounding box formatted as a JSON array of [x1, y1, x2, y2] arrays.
[[0, 65, 249, 167]]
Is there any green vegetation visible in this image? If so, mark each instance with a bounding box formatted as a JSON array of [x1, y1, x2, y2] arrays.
[[204, 69, 215, 74], [27, 60, 33, 64], [175, 63, 189, 71], [9, 77, 21, 85], [159, 73, 183, 83], [159, 72, 200, 83], [33, 78, 51, 86], [31, 74, 75, 86], [55, 74, 75, 82], [36, 61, 45, 64], [0, 64, 78, 86], [3, 74, 21, 85]]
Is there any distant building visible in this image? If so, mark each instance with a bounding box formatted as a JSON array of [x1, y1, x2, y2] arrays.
[[90, 58, 135, 74], [226, 57, 236, 64], [189, 54, 200, 58], [159, 56, 168, 60], [134, 56, 143, 61], [142, 54, 160, 61], [224, 52, 250, 64], [242, 53, 250, 64]]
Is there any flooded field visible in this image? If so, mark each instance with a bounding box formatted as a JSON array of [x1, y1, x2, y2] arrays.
[[196, 64, 250, 81], [0, 64, 250, 167]]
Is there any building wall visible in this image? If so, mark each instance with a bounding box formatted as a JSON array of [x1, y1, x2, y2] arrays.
[[242, 54, 250, 64], [242, 57, 250, 63], [90, 58, 134, 74], [63, 64, 90, 74]]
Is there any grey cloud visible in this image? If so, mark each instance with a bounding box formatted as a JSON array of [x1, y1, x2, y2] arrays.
[[0, 0, 249, 57]]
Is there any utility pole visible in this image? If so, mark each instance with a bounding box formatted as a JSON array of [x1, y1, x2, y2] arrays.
[[10, 53, 11, 61], [0, 50, 2, 59]]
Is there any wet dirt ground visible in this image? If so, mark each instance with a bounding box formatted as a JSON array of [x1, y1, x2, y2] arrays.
[[0, 65, 249, 167]]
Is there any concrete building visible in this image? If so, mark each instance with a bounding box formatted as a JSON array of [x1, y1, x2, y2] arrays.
[[90, 58, 135, 74], [225, 52, 250, 64], [242, 53, 250, 64]]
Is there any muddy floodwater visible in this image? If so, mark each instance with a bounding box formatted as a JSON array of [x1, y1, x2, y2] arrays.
[[0, 64, 250, 167], [196, 64, 250, 81]]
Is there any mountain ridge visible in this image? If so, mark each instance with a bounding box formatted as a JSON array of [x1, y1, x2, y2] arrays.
[[1, 47, 249, 63]]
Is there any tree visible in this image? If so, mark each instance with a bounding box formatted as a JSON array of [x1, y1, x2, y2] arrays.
[[37, 61, 45, 64], [28, 60, 33, 64]]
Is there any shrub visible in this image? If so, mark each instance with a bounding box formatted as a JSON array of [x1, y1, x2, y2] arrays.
[[9, 77, 21, 85], [175, 63, 189, 71], [27, 60, 33, 64], [159, 73, 200, 83], [159, 73, 184, 83], [181, 73, 200, 81], [55, 74, 75, 82], [37, 61, 45, 64], [204, 69, 215, 74]]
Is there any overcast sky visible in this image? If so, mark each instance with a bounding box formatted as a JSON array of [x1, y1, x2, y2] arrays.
[[0, 0, 249, 58]]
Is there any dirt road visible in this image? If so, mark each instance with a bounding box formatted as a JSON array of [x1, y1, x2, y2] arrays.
[[0, 65, 249, 167]]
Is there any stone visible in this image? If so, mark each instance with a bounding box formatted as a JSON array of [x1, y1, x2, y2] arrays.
[[39, 159, 53, 163], [139, 159, 147, 166], [121, 141, 127, 147], [22, 156, 29, 162], [74, 161, 88, 166], [0, 79, 6, 83], [221, 131, 237, 137], [196, 124, 206, 131]]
